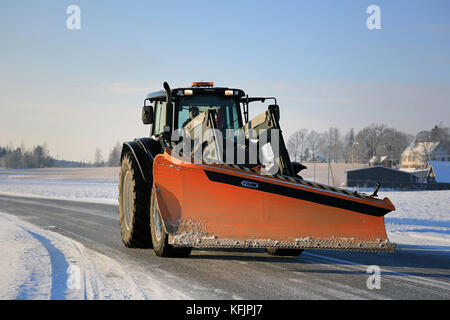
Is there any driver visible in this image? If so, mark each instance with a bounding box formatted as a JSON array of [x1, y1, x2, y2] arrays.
[[182, 106, 200, 127]]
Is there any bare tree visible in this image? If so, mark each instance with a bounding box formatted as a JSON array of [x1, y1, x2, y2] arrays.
[[108, 142, 122, 167], [416, 123, 450, 155], [410, 141, 440, 166], [355, 123, 391, 162], [379, 129, 412, 164], [342, 128, 355, 163], [306, 130, 320, 182], [287, 129, 308, 162], [317, 127, 342, 163], [306, 130, 320, 162], [94, 148, 104, 167], [329, 127, 342, 163]]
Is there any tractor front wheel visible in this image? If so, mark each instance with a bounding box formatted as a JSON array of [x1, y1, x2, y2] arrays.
[[150, 187, 191, 258], [119, 152, 152, 248]]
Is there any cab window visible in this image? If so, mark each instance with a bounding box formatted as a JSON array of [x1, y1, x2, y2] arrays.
[[153, 101, 166, 135], [177, 95, 240, 131]]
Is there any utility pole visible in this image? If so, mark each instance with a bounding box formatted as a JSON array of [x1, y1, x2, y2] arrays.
[[351, 141, 359, 169]]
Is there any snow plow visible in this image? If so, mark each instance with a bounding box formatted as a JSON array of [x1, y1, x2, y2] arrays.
[[119, 81, 396, 257]]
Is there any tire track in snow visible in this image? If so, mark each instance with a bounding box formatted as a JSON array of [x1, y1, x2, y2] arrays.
[[20, 229, 69, 300]]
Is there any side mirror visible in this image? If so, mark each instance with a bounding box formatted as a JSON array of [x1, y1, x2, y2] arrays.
[[142, 104, 153, 125]]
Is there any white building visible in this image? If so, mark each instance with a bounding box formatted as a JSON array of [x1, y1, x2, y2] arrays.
[[401, 142, 448, 169]]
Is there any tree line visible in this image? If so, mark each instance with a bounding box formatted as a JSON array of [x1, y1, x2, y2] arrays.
[[0, 144, 54, 169], [92, 142, 122, 167], [286, 123, 449, 165], [0, 142, 123, 169], [2, 124, 448, 169]]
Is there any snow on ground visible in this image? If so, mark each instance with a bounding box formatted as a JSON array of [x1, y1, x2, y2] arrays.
[[0, 168, 119, 204], [379, 190, 450, 247], [0, 167, 449, 299], [0, 211, 190, 300]]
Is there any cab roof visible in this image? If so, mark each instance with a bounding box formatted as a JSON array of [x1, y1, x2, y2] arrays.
[[145, 83, 245, 101]]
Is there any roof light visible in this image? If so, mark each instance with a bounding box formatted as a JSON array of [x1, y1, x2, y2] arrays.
[[225, 90, 233, 96], [184, 89, 193, 95], [191, 82, 214, 87]]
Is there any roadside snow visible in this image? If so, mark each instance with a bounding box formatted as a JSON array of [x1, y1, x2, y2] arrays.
[[0, 211, 190, 300], [379, 190, 450, 247]]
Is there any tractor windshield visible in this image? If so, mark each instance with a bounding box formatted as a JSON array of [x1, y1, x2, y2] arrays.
[[177, 95, 241, 131]]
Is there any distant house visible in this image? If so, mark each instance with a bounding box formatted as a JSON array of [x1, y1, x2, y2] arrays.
[[427, 161, 450, 183], [346, 166, 419, 188], [401, 142, 448, 169]]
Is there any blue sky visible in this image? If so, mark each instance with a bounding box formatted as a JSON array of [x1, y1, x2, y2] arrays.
[[0, 0, 449, 161]]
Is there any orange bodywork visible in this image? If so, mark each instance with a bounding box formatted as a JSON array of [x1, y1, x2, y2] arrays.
[[153, 151, 396, 252]]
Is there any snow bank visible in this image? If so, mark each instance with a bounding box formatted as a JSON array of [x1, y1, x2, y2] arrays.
[[0, 212, 189, 300]]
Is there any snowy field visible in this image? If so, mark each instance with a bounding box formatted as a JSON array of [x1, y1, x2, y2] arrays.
[[0, 167, 449, 299], [381, 190, 450, 247], [0, 168, 119, 204]]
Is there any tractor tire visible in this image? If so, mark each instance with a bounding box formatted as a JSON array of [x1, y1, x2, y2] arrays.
[[265, 248, 304, 256], [119, 152, 152, 248], [150, 187, 191, 258]]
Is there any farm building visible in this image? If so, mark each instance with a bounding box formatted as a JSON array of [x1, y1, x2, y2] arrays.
[[346, 166, 419, 188], [427, 161, 450, 183], [399, 168, 429, 183]]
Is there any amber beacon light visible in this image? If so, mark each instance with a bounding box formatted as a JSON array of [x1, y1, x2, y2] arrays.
[[191, 82, 214, 87]]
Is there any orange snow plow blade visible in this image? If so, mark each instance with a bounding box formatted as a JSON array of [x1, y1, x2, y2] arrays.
[[153, 152, 396, 253]]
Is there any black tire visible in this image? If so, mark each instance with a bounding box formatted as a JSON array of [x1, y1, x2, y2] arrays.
[[119, 152, 152, 248], [150, 187, 191, 258], [265, 248, 304, 256]]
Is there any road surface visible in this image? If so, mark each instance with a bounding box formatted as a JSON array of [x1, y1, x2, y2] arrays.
[[1, 193, 449, 300]]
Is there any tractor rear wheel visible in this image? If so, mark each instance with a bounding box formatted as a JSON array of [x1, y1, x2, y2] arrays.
[[119, 152, 152, 248], [150, 187, 191, 258], [265, 248, 304, 256]]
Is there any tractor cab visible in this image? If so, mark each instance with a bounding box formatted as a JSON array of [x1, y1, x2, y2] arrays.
[[142, 82, 245, 136], [141, 82, 295, 176]]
